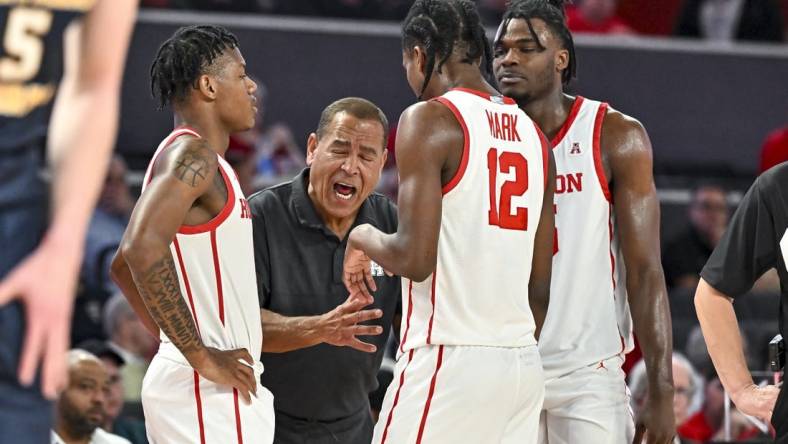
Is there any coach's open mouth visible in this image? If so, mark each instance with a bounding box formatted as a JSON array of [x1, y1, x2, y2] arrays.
[[334, 182, 357, 201]]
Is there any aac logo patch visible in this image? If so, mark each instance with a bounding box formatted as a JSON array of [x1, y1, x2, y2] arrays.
[[569, 142, 582, 155], [370, 261, 385, 277]]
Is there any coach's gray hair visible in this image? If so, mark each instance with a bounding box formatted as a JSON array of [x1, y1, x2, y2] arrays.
[[315, 97, 389, 149]]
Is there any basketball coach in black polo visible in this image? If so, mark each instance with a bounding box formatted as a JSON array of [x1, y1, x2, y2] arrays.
[[696, 162, 788, 442], [248, 97, 400, 444]]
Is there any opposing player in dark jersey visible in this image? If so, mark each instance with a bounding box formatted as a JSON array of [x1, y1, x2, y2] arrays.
[[0, 1, 137, 442], [344, 0, 555, 441], [493, 1, 674, 443]]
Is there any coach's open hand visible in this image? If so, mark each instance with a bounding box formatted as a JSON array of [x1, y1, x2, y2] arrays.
[[633, 391, 675, 444], [187, 346, 257, 403], [321, 295, 384, 353]]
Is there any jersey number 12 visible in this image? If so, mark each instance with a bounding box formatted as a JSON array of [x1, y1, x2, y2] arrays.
[[487, 148, 528, 231]]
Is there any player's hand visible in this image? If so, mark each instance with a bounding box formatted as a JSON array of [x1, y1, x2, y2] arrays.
[[730, 383, 779, 423], [343, 225, 376, 305], [633, 390, 676, 444], [188, 347, 257, 404], [0, 238, 81, 400], [320, 295, 384, 353]]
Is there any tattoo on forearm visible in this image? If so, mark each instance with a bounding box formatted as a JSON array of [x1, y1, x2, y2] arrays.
[[138, 255, 202, 353], [174, 148, 210, 187]]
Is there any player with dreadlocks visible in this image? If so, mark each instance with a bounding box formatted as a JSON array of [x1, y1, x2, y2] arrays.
[[110, 25, 274, 442], [493, 1, 675, 443], [343, 0, 555, 442]]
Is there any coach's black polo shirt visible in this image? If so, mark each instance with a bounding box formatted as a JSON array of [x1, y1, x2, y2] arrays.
[[701, 163, 788, 336], [249, 168, 401, 421], [701, 163, 788, 435]]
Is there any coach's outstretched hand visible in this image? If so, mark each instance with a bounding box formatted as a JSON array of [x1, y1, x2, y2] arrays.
[[0, 239, 80, 400], [188, 346, 257, 403], [633, 392, 676, 444], [321, 296, 384, 353]]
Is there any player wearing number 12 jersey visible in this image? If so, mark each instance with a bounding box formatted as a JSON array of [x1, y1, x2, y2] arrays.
[[494, 1, 675, 443], [343, 1, 555, 442]]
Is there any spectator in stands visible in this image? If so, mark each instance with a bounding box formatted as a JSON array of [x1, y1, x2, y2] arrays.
[[663, 184, 729, 289], [565, 0, 636, 35], [52, 350, 130, 444], [226, 136, 258, 196], [675, 0, 784, 42], [82, 156, 135, 293], [77, 341, 147, 444], [759, 125, 788, 174], [103, 293, 156, 403], [629, 353, 703, 442], [233, 80, 304, 189]]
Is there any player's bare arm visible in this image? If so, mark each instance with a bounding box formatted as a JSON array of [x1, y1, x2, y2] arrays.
[[117, 137, 257, 402], [344, 101, 457, 297], [529, 147, 555, 340], [260, 298, 384, 353], [603, 110, 675, 444], [0, 0, 138, 399], [695, 279, 779, 421]]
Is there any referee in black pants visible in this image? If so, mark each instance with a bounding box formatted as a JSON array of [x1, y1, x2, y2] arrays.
[[249, 97, 400, 444], [695, 163, 788, 441]]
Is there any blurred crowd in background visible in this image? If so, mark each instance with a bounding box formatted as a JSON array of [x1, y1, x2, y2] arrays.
[[59, 1, 788, 443]]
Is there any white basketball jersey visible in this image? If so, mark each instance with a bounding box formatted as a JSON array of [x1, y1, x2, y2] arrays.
[[141, 127, 263, 370], [538, 97, 633, 379], [399, 88, 548, 353]]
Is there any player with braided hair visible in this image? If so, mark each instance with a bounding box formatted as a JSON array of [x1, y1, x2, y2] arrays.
[[494, 1, 675, 443], [344, 1, 555, 442], [111, 25, 274, 442]]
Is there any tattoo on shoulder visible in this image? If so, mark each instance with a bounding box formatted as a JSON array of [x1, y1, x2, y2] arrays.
[[173, 145, 213, 188]]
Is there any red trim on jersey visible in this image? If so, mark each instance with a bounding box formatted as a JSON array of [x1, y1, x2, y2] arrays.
[[450, 87, 517, 105], [399, 280, 414, 353], [193, 371, 207, 444], [173, 239, 201, 334], [551, 96, 585, 147], [426, 271, 437, 345], [233, 388, 244, 444], [416, 345, 445, 444], [607, 205, 617, 292], [433, 97, 470, 195], [178, 166, 237, 234], [534, 121, 550, 188], [210, 230, 225, 326], [381, 349, 415, 444], [607, 205, 627, 354], [592, 103, 612, 203]]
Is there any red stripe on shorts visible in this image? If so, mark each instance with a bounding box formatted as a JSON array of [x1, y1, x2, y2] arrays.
[[233, 388, 243, 444], [193, 371, 206, 444], [381, 349, 415, 444], [416, 345, 445, 443]]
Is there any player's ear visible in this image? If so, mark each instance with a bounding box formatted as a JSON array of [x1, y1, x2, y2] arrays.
[[197, 74, 218, 101], [555, 49, 569, 73], [413, 46, 427, 75], [306, 133, 318, 166], [378, 149, 388, 175]]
